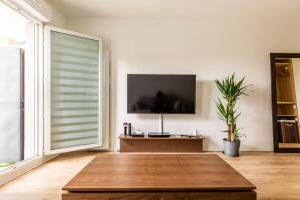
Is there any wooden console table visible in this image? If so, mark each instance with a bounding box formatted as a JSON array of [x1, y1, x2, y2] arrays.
[[119, 134, 205, 152], [62, 154, 256, 200]]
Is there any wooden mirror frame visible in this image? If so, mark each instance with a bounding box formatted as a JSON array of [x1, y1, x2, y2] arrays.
[[271, 53, 300, 153]]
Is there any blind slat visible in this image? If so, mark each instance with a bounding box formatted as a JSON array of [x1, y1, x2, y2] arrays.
[[52, 121, 98, 127], [52, 94, 98, 101], [51, 137, 98, 150], [52, 116, 97, 122], [53, 79, 99, 86], [52, 62, 98, 72], [52, 51, 98, 60], [52, 107, 98, 111], [52, 60, 98, 68], [52, 128, 98, 135], [52, 114, 97, 119], [52, 70, 98, 79], [52, 91, 98, 96], [52, 102, 98, 108], [52, 124, 98, 133], [52, 110, 97, 117], [53, 67, 98, 75], [52, 83, 98, 89], [52, 134, 98, 143]]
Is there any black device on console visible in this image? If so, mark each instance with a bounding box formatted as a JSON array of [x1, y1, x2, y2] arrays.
[[130, 132, 145, 137], [148, 132, 170, 137]]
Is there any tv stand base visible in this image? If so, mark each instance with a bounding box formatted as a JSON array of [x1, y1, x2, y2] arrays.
[[148, 132, 170, 137]]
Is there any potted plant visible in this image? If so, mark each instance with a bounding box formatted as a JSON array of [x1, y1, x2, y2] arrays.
[[215, 73, 251, 157]]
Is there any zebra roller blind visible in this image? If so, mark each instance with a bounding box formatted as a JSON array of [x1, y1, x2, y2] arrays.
[[46, 27, 102, 153]]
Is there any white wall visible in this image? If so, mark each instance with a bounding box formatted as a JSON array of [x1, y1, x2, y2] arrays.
[[42, 0, 66, 27], [66, 17, 300, 151], [49, 8, 66, 27]]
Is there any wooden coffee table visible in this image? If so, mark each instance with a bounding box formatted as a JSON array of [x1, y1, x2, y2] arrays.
[[62, 154, 256, 200]]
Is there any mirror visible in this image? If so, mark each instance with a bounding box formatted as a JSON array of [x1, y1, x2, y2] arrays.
[[271, 53, 300, 152]]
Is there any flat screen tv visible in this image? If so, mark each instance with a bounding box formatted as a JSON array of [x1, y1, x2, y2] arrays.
[[127, 74, 196, 114]]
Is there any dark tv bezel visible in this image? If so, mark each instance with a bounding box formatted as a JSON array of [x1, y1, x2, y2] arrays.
[[127, 74, 196, 114]]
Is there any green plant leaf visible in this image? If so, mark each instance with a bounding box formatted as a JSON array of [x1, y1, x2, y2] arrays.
[[215, 73, 252, 141]]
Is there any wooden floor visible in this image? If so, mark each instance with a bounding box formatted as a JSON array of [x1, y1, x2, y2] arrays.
[[0, 151, 300, 200]]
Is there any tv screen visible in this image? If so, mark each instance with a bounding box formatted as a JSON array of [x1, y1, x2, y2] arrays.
[[127, 74, 196, 114]]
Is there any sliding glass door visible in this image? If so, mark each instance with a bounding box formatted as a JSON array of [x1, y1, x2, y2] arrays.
[[44, 26, 103, 155], [0, 3, 37, 173]]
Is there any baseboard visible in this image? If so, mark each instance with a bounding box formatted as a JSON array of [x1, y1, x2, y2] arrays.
[[115, 148, 273, 152], [204, 146, 273, 152], [240, 148, 273, 151], [0, 154, 57, 186]]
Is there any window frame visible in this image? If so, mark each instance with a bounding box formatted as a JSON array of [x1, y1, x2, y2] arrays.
[[43, 25, 104, 155]]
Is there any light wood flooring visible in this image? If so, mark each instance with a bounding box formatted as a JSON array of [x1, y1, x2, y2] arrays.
[[0, 151, 300, 200]]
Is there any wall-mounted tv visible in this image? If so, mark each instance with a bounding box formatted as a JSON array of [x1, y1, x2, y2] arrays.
[[127, 74, 196, 114]]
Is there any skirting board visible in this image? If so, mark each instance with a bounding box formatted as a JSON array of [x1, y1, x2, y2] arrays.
[[202, 148, 273, 151], [0, 154, 57, 186], [240, 148, 273, 151]]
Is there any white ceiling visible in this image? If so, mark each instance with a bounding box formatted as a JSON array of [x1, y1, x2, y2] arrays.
[[49, 0, 300, 19]]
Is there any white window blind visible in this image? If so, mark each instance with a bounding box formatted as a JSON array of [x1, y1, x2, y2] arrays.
[[45, 26, 102, 154]]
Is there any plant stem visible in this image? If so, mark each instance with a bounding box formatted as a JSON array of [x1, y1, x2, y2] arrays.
[[228, 124, 231, 141], [228, 99, 233, 142]]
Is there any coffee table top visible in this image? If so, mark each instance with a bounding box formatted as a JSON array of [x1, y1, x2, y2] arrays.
[[63, 154, 255, 192]]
